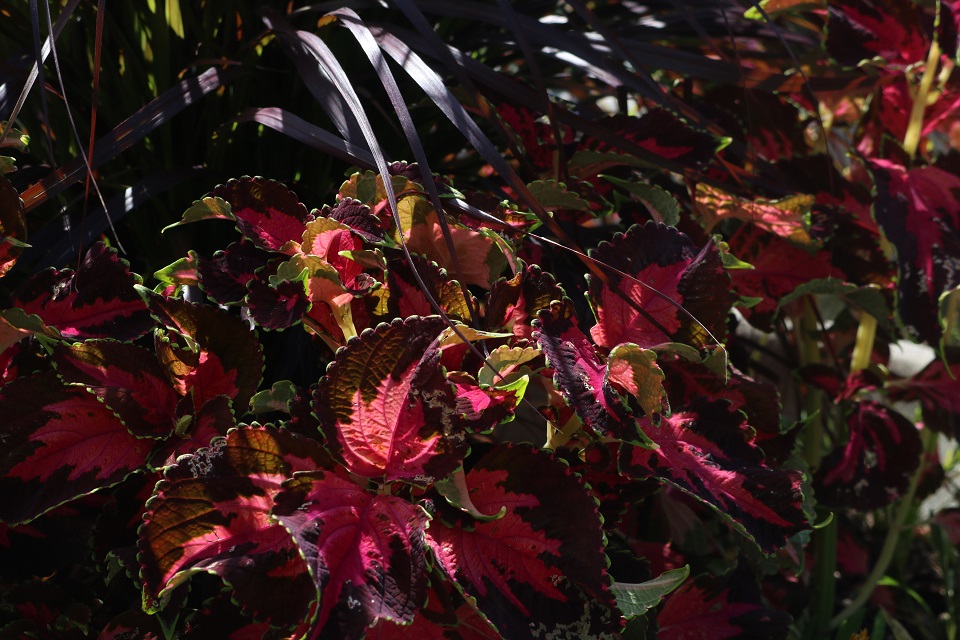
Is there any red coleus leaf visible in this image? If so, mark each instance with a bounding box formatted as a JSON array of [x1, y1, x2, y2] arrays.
[[888, 355, 960, 437], [314, 316, 467, 483], [139, 425, 328, 628], [486, 263, 564, 340], [582, 110, 721, 168], [588, 222, 733, 350], [426, 444, 622, 640], [657, 567, 791, 640], [14, 242, 153, 341], [447, 371, 520, 434], [300, 215, 365, 289], [272, 468, 430, 639], [322, 197, 385, 244], [534, 298, 656, 445], [213, 176, 313, 251], [620, 398, 807, 553], [244, 257, 311, 331], [727, 225, 841, 327], [148, 395, 239, 467], [141, 289, 263, 412], [695, 184, 817, 247], [814, 401, 923, 510], [367, 578, 501, 640], [826, 0, 934, 70], [868, 160, 960, 344], [196, 240, 273, 306], [379, 255, 474, 324], [52, 340, 180, 438], [0, 372, 151, 524]]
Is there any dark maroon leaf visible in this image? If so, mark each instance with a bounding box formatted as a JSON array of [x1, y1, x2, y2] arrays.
[[213, 176, 313, 251], [141, 289, 264, 413], [814, 401, 923, 510], [14, 242, 153, 341], [0, 174, 26, 278], [447, 371, 519, 433], [426, 444, 622, 640], [322, 197, 385, 244], [486, 263, 564, 340], [888, 355, 960, 437], [272, 468, 430, 639], [657, 566, 791, 639], [378, 255, 473, 324], [0, 372, 150, 524], [826, 0, 933, 70], [139, 426, 328, 628], [245, 259, 311, 331], [620, 398, 807, 553], [313, 316, 467, 483], [727, 225, 842, 328], [869, 160, 960, 344], [52, 340, 179, 438], [588, 222, 733, 350], [534, 299, 654, 445], [582, 110, 721, 169], [197, 240, 273, 306]]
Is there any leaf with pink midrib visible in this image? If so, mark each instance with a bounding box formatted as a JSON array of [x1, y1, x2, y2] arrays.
[[273, 469, 430, 639], [426, 445, 621, 640], [0, 372, 150, 524], [313, 316, 467, 482]]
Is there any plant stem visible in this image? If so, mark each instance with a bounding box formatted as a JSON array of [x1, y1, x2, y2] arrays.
[[808, 515, 838, 638], [850, 313, 877, 373], [799, 298, 823, 469], [829, 428, 938, 629], [903, 39, 940, 160]]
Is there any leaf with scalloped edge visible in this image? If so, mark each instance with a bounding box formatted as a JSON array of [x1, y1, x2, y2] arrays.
[[138, 425, 328, 628], [0, 372, 151, 525], [272, 468, 429, 639], [209, 176, 313, 251], [826, 0, 934, 70], [889, 354, 960, 438], [320, 197, 386, 244], [139, 288, 263, 413], [367, 577, 502, 639], [301, 216, 365, 289], [486, 263, 565, 340], [162, 195, 234, 232], [535, 298, 657, 447], [52, 340, 179, 438], [620, 398, 807, 554], [695, 184, 816, 247], [606, 344, 668, 419], [14, 242, 153, 341], [869, 160, 960, 344], [426, 444, 622, 640], [153, 253, 200, 287], [375, 255, 473, 324], [148, 395, 239, 468], [613, 565, 690, 618], [196, 240, 273, 305], [814, 401, 922, 510], [477, 345, 542, 388], [313, 316, 467, 483], [656, 566, 791, 639], [448, 371, 522, 434], [244, 258, 311, 331], [587, 222, 733, 351]]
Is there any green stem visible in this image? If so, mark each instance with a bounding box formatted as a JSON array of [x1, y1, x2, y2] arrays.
[[808, 516, 838, 638], [829, 428, 938, 629], [850, 313, 877, 373], [799, 298, 823, 469]]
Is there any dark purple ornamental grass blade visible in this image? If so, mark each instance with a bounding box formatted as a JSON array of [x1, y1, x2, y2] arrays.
[[869, 160, 960, 344], [814, 400, 923, 510], [15, 242, 153, 341], [426, 444, 622, 640], [313, 316, 467, 483], [620, 398, 807, 554], [139, 426, 328, 627], [0, 372, 150, 525], [272, 468, 430, 639], [588, 222, 733, 350], [52, 340, 179, 438]]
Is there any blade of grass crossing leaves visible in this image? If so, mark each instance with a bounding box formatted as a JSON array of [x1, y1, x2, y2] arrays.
[[331, 9, 482, 332], [261, 10, 489, 368], [21, 66, 235, 211], [41, 0, 121, 252]]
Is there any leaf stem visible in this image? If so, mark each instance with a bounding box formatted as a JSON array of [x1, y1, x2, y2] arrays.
[[850, 313, 877, 373], [903, 39, 940, 160], [829, 428, 937, 629], [799, 298, 823, 469]]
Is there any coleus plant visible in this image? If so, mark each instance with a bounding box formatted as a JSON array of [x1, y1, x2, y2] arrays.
[[3, 1, 960, 638]]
